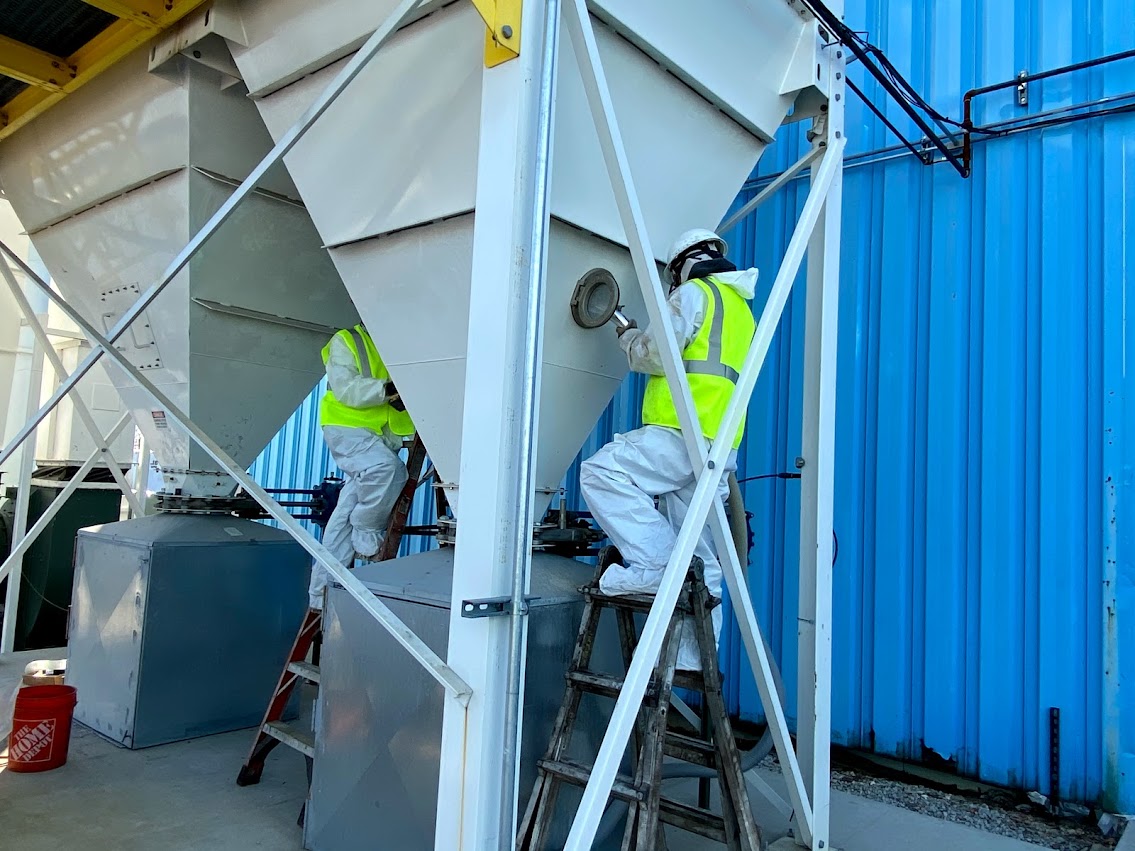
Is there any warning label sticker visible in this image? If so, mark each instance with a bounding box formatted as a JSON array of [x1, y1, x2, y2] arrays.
[[152, 411, 168, 430], [9, 719, 55, 763]]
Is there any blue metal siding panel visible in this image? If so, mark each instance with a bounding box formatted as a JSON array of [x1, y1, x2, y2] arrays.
[[248, 0, 1134, 809]]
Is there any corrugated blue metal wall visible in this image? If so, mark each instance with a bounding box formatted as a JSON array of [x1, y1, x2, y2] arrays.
[[248, 0, 1134, 811]]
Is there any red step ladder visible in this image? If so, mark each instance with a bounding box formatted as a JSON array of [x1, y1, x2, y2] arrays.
[[236, 435, 428, 788]]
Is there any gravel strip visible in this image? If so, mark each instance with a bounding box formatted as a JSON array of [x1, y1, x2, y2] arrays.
[[828, 765, 1122, 851]]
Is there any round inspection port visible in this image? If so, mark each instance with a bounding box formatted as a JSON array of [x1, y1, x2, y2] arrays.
[[570, 268, 621, 329]]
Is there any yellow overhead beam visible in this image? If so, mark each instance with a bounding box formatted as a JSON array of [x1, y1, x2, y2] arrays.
[[469, 0, 521, 67], [74, 0, 172, 29], [0, 35, 77, 92], [0, 0, 211, 142]]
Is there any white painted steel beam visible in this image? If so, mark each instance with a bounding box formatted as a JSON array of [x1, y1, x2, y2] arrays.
[[434, 0, 559, 847], [796, 50, 846, 850], [0, 413, 132, 588], [0, 253, 143, 517], [0, 323, 41, 653], [7, 250, 473, 704], [0, 0, 422, 473], [718, 145, 823, 234]]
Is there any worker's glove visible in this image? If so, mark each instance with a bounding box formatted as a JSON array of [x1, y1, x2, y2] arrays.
[[386, 381, 406, 412], [615, 318, 638, 338]]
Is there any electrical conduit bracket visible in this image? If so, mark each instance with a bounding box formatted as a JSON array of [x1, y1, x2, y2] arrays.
[[469, 0, 522, 66]]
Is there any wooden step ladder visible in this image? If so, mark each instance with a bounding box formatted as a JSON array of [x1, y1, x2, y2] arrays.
[[517, 549, 762, 851], [236, 434, 428, 790]]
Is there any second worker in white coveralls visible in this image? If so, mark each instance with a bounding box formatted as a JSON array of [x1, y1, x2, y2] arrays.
[[308, 324, 414, 610], [580, 229, 757, 668]]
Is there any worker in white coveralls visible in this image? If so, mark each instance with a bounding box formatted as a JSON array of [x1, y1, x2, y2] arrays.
[[308, 324, 414, 610], [580, 229, 757, 669]]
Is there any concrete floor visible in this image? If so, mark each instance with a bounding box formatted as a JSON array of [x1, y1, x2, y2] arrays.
[[2, 648, 1050, 850]]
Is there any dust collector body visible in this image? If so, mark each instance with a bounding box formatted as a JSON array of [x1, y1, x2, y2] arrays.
[[67, 514, 309, 749]]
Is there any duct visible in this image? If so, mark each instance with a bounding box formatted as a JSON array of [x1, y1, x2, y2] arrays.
[[0, 43, 357, 497], [220, 0, 824, 514]]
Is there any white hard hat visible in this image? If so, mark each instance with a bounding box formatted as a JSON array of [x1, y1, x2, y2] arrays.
[[666, 228, 728, 269]]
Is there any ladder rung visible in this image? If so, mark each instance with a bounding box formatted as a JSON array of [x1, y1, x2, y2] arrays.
[[566, 670, 624, 698], [538, 758, 643, 802], [263, 721, 315, 757], [287, 661, 321, 683], [663, 730, 717, 767], [658, 797, 728, 842], [585, 589, 669, 614]]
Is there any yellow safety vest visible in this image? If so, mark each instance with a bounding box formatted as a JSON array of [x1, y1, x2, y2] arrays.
[[319, 325, 415, 436], [641, 277, 755, 449]]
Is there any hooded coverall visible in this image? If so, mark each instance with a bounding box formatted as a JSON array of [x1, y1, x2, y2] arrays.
[[308, 326, 412, 610], [580, 267, 757, 667]]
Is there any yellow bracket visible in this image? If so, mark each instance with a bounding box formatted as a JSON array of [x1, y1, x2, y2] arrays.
[[0, 35, 77, 92], [469, 0, 521, 67]]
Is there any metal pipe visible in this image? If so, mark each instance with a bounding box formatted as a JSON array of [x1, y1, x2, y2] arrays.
[[962, 48, 1135, 172], [9, 245, 474, 704], [0, 0, 423, 472], [499, 0, 561, 844]]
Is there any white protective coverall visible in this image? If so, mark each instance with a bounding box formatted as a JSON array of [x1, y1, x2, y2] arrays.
[[580, 268, 758, 668], [308, 334, 409, 609]]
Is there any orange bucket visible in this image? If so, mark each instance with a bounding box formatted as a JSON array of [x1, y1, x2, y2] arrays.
[[7, 685, 78, 772]]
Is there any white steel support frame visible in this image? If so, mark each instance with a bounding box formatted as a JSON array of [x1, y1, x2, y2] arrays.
[[1, 290, 43, 653], [0, 257, 144, 519], [0, 0, 474, 706], [0, 221, 472, 709], [560, 2, 846, 849], [0, 0, 423, 473], [0, 254, 144, 651], [434, 0, 559, 848]]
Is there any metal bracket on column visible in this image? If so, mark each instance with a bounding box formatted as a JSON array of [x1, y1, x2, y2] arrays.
[[470, 0, 521, 66], [460, 596, 538, 618]]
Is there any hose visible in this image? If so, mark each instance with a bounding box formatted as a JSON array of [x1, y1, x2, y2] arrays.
[[594, 474, 786, 842]]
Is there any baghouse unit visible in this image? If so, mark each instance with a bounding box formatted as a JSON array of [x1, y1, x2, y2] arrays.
[[202, 1, 842, 849], [0, 33, 358, 744], [0, 0, 845, 847]]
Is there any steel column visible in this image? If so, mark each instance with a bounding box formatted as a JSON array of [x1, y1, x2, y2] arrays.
[[0, 321, 41, 653], [10, 254, 472, 704], [796, 48, 845, 850], [434, 0, 557, 846], [0, 252, 142, 517], [0, 0, 422, 472]]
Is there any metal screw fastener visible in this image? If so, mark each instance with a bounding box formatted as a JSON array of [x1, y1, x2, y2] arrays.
[[819, 842, 825, 849], [501, 24, 514, 38], [836, 72, 843, 80], [836, 51, 843, 59], [795, 456, 806, 469], [708, 460, 716, 470]]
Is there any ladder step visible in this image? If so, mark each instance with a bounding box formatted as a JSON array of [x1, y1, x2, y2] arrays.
[[663, 730, 717, 768], [585, 588, 675, 614], [263, 721, 315, 757], [287, 661, 321, 684], [658, 798, 728, 843], [566, 670, 625, 699], [537, 759, 728, 842], [537, 758, 643, 802]]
